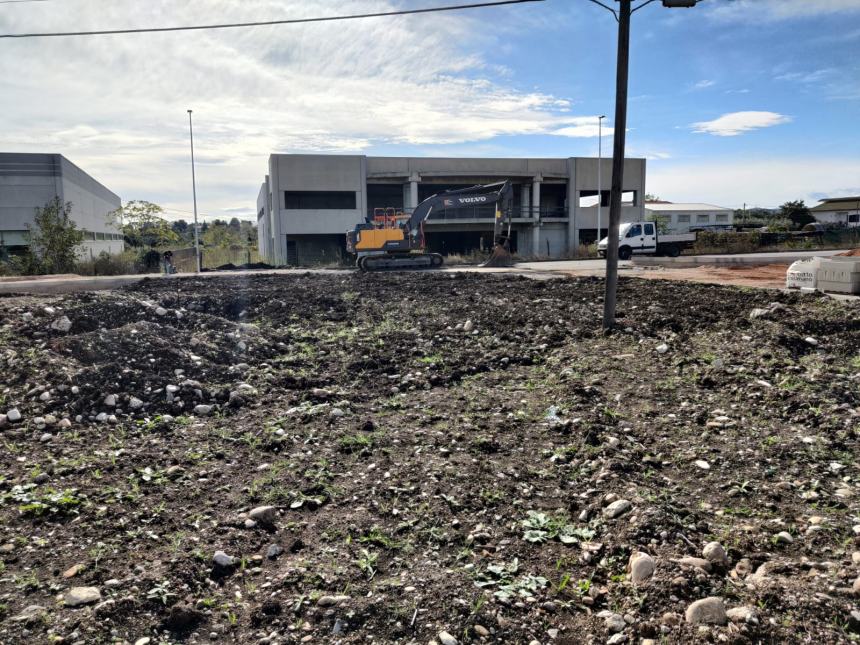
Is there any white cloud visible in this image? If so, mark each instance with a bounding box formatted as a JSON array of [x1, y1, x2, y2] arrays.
[[648, 158, 860, 208], [0, 0, 586, 219], [691, 111, 791, 137], [709, 0, 860, 21], [693, 80, 715, 90], [552, 118, 613, 138]]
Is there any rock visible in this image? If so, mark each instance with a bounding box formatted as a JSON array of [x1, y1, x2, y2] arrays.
[[852, 577, 860, 595], [311, 388, 332, 399], [655, 343, 669, 354], [63, 563, 85, 578], [849, 610, 860, 634], [266, 544, 283, 560], [804, 336, 819, 346], [694, 460, 710, 470], [34, 472, 50, 484], [0, 414, 6, 428], [677, 557, 712, 573], [129, 397, 144, 409], [58, 418, 71, 429], [39, 391, 51, 401], [317, 595, 350, 607], [212, 551, 235, 568], [104, 394, 116, 407], [135, 638, 152, 645], [749, 308, 771, 320], [685, 597, 727, 625], [774, 531, 794, 545], [462, 320, 474, 332], [628, 552, 656, 583], [603, 499, 632, 519], [65, 586, 102, 607], [165, 465, 184, 479], [39, 433, 53, 443], [607, 635, 627, 645], [726, 606, 758, 623], [11, 605, 47, 623], [51, 316, 73, 332], [438, 631, 458, 645], [474, 625, 490, 637], [194, 404, 213, 416], [155, 307, 168, 316], [702, 541, 728, 566], [597, 610, 626, 633], [249, 505, 277, 527], [7, 408, 21, 423]]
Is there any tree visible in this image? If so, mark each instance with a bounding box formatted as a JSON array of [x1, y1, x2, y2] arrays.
[[115, 201, 179, 247], [645, 211, 670, 234], [779, 200, 814, 229], [644, 193, 662, 202], [20, 198, 84, 275], [228, 217, 241, 232]]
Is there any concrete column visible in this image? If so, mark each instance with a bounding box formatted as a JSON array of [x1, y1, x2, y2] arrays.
[[269, 156, 285, 265], [408, 172, 420, 209], [531, 176, 541, 257], [567, 158, 577, 256], [521, 184, 530, 218]]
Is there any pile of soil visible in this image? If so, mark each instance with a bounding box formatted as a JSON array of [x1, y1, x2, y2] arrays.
[[209, 262, 275, 272], [0, 273, 859, 644]]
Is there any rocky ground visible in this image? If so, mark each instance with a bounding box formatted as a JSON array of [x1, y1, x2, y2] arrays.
[[0, 272, 859, 645]]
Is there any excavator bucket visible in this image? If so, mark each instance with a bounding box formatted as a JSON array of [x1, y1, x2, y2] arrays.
[[481, 244, 515, 268]]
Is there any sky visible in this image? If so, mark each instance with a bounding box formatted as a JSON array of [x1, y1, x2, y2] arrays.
[[1, 0, 859, 221]]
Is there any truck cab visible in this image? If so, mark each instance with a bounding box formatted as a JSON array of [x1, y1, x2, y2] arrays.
[[597, 221, 693, 259]]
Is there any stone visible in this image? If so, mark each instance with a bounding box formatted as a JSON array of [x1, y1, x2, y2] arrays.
[[597, 610, 626, 633], [685, 597, 727, 625], [212, 551, 235, 568], [65, 586, 102, 607], [317, 595, 350, 607], [135, 639, 152, 645], [702, 541, 728, 566], [628, 552, 656, 583], [852, 577, 860, 595], [774, 531, 794, 545], [607, 635, 627, 645], [726, 606, 758, 623], [603, 499, 632, 519], [129, 397, 144, 409], [104, 394, 116, 407], [39, 391, 51, 401], [7, 408, 21, 423], [266, 544, 283, 560], [463, 320, 474, 332], [63, 563, 85, 578], [677, 557, 712, 573], [11, 605, 47, 623], [749, 308, 771, 320], [155, 307, 168, 316], [804, 336, 819, 346], [194, 404, 213, 416], [58, 418, 71, 429], [473, 625, 490, 637], [655, 343, 669, 354], [165, 465, 184, 479], [694, 460, 710, 470], [51, 316, 73, 332], [39, 433, 53, 443], [438, 631, 458, 645], [33, 472, 50, 484], [249, 505, 277, 527]]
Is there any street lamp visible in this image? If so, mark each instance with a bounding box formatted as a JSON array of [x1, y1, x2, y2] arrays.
[[597, 114, 606, 245], [187, 109, 201, 273], [586, 0, 704, 329]]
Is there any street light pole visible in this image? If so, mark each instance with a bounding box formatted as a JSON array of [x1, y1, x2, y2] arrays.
[[597, 114, 606, 245], [602, 0, 631, 330], [187, 109, 201, 273]]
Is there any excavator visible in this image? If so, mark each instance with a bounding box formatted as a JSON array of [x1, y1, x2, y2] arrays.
[[346, 180, 515, 271]]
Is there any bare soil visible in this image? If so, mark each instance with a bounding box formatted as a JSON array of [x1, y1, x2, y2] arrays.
[[1, 273, 859, 645]]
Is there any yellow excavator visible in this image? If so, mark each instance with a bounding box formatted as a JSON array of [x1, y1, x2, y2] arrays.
[[346, 180, 515, 271]]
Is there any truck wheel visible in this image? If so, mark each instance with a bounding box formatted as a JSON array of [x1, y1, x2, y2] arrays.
[[665, 245, 680, 258], [618, 246, 632, 260]]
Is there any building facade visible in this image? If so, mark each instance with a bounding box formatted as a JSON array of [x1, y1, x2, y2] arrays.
[[0, 153, 123, 257], [643, 202, 734, 232], [810, 196, 860, 228], [257, 154, 647, 265]]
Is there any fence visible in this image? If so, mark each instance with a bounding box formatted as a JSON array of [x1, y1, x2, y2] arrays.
[[170, 246, 262, 272]]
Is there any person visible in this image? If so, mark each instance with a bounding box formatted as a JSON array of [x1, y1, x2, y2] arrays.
[[162, 250, 175, 274]]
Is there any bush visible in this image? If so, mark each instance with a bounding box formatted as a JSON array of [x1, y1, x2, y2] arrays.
[[75, 250, 144, 276], [20, 198, 85, 275]]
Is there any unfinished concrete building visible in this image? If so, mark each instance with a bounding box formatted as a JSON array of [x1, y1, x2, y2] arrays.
[[257, 154, 646, 265]]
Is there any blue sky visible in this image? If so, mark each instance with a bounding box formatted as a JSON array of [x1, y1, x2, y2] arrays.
[[1, 0, 859, 218]]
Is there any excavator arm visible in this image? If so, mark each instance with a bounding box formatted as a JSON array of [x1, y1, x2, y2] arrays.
[[405, 180, 514, 239]]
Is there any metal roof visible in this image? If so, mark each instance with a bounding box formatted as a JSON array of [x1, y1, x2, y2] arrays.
[[644, 202, 732, 212], [811, 197, 860, 212]]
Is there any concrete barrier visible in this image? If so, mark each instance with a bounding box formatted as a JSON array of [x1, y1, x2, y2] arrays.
[[632, 249, 849, 267]]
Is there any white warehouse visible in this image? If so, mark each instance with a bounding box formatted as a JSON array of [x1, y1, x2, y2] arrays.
[[643, 202, 734, 232]]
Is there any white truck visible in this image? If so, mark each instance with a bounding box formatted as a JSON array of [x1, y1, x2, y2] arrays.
[[597, 221, 697, 259]]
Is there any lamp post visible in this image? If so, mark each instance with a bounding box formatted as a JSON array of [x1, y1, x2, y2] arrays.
[[586, 0, 703, 330], [187, 109, 201, 273], [597, 114, 606, 245]]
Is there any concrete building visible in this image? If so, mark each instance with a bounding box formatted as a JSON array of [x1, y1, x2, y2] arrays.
[[643, 202, 734, 232], [257, 154, 647, 265], [810, 196, 860, 228], [0, 153, 123, 257]]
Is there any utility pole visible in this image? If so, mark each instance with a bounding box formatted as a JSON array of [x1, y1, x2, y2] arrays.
[[187, 109, 201, 273], [597, 114, 606, 245], [602, 0, 631, 330]]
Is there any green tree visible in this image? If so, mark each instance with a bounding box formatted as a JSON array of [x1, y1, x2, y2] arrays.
[[779, 200, 814, 230], [18, 198, 85, 275], [114, 201, 178, 247], [645, 211, 670, 234], [644, 193, 662, 202]]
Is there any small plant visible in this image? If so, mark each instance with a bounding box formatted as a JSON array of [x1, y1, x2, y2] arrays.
[[147, 580, 177, 606], [354, 548, 378, 580], [521, 510, 595, 544], [338, 433, 374, 453]]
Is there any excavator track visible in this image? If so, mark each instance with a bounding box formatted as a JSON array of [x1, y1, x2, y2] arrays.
[[358, 253, 443, 272]]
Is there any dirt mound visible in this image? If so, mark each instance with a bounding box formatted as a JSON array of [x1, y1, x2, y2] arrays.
[[839, 248, 860, 256], [0, 273, 858, 644]]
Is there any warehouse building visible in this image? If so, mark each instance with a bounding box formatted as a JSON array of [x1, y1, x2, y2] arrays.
[[256, 154, 646, 265], [0, 153, 123, 257], [810, 196, 860, 227], [643, 201, 734, 232]]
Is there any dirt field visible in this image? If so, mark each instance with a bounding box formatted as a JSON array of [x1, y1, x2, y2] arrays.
[[616, 264, 791, 290], [1, 273, 859, 644]]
